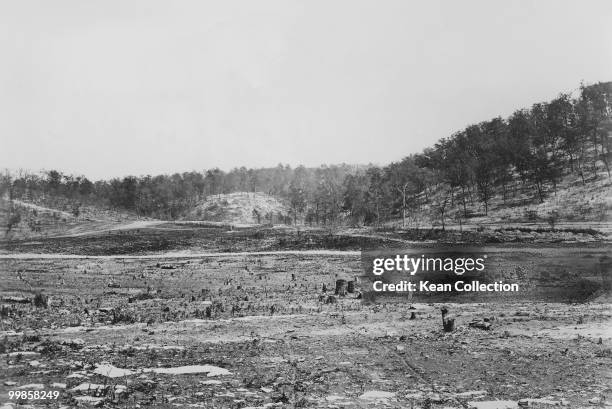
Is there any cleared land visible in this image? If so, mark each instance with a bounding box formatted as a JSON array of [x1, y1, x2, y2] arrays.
[[0, 222, 611, 409]]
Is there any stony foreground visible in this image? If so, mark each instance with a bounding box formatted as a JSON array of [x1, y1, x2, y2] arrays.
[[0, 254, 610, 408]]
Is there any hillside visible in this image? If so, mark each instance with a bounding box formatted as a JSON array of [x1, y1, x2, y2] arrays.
[[184, 192, 290, 225], [0, 192, 290, 239], [2, 81, 610, 232], [401, 170, 611, 240], [0, 196, 152, 240]]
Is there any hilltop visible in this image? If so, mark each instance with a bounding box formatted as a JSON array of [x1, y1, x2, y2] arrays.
[[184, 192, 290, 225]]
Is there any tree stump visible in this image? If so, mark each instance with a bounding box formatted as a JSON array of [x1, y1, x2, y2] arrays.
[[441, 306, 455, 332], [335, 279, 348, 296], [325, 295, 337, 304], [347, 280, 355, 293]]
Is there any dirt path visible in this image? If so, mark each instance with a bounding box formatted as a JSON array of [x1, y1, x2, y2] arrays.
[[2, 243, 609, 259], [0, 249, 362, 259], [107, 220, 166, 230], [10, 199, 75, 219]]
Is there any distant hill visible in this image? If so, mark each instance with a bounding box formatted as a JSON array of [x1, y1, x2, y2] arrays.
[[184, 192, 290, 225], [2, 81, 609, 234]]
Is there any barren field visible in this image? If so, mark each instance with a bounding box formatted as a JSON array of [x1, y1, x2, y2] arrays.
[[0, 226, 611, 409]]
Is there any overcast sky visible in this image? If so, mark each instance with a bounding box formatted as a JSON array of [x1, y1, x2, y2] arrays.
[[0, 0, 611, 180]]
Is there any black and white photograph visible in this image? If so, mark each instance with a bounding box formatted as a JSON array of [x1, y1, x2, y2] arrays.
[[0, 1, 611, 408]]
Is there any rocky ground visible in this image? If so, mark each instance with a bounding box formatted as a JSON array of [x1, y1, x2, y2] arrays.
[[0, 242, 610, 408], [0, 300, 610, 408]]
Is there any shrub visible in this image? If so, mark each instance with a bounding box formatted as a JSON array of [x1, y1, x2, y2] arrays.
[[33, 292, 48, 308], [572, 278, 604, 301], [128, 292, 155, 303], [0, 304, 16, 317], [7, 211, 21, 232], [111, 307, 137, 324], [360, 291, 377, 305]]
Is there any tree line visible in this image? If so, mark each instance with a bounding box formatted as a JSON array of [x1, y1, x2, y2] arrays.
[[2, 81, 610, 226]]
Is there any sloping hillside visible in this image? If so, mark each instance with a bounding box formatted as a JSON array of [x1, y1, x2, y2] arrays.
[[411, 171, 611, 236], [184, 192, 290, 225], [0, 197, 154, 240], [0, 198, 78, 239], [490, 173, 611, 224]]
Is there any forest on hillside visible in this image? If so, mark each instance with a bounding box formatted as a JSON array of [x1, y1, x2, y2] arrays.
[[2, 81, 611, 226]]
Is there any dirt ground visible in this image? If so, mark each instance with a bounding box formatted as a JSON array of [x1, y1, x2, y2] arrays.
[[0, 227, 610, 408]]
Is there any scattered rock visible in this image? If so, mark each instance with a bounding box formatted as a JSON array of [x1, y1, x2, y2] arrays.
[[17, 383, 45, 390], [160, 264, 177, 270], [589, 397, 602, 404], [66, 371, 89, 379], [71, 383, 107, 392], [74, 396, 104, 406], [523, 398, 562, 406], [7, 351, 40, 357], [144, 364, 231, 376], [62, 338, 85, 348], [359, 390, 395, 402], [2, 296, 30, 304], [427, 392, 444, 403], [200, 380, 223, 385], [405, 391, 425, 399], [469, 320, 492, 330], [469, 400, 518, 409], [454, 390, 488, 398], [94, 363, 135, 378]]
